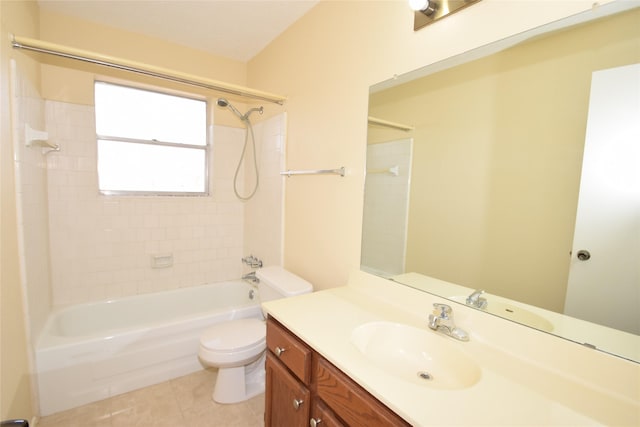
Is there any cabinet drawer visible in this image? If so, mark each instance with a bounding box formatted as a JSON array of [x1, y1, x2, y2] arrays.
[[266, 317, 312, 385], [315, 356, 410, 427]]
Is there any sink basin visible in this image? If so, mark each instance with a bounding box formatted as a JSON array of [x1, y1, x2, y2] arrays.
[[450, 296, 554, 332], [350, 321, 481, 390]]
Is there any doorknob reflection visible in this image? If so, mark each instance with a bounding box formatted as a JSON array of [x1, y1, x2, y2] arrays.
[[576, 250, 591, 261]]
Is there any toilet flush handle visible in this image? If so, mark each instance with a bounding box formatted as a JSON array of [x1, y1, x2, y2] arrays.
[[275, 346, 286, 357]]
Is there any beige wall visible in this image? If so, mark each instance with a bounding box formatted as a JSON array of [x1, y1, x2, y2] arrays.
[[1, 0, 38, 422], [367, 8, 640, 312], [248, 0, 619, 290]]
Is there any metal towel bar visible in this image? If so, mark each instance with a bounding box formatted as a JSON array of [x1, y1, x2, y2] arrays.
[[280, 167, 345, 177]]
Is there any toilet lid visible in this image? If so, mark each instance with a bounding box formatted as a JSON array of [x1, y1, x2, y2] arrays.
[[201, 318, 265, 351]]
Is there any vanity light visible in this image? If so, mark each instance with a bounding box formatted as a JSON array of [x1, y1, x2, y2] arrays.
[[409, 0, 438, 16], [410, 0, 482, 31]]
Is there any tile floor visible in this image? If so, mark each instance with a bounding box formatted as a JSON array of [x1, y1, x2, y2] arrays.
[[37, 369, 265, 427]]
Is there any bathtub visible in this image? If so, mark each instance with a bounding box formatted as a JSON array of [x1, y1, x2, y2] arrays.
[[36, 280, 262, 416]]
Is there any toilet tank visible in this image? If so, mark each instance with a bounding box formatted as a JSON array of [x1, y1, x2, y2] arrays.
[[255, 266, 313, 303]]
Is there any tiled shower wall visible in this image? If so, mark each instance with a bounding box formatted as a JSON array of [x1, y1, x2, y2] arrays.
[[361, 138, 412, 277], [45, 100, 284, 306], [10, 60, 53, 344], [244, 114, 285, 269]]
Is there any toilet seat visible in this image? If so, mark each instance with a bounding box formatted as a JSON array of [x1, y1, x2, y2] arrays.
[[199, 318, 266, 366]]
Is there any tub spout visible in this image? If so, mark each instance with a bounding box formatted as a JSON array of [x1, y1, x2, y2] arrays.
[[242, 271, 259, 284]]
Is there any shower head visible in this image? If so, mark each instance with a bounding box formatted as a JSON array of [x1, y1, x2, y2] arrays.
[[216, 98, 244, 121], [217, 98, 264, 122]]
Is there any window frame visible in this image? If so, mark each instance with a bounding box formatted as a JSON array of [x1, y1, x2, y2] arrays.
[[95, 81, 210, 197]]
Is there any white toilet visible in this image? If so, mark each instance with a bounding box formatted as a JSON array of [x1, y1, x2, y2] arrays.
[[198, 266, 313, 404]]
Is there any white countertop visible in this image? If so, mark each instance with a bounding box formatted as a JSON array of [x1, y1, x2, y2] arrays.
[[262, 271, 640, 426]]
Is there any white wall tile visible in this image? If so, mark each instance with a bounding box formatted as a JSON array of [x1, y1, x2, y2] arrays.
[[10, 61, 54, 345], [361, 139, 413, 276], [41, 101, 285, 306]]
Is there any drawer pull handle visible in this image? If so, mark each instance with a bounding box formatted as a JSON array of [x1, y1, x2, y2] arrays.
[[275, 346, 286, 357], [310, 418, 322, 427], [293, 398, 304, 410]]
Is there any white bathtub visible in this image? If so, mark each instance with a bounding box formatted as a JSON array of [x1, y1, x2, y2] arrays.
[[36, 280, 262, 416]]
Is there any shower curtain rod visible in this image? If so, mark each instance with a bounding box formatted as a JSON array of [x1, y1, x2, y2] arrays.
[[10, 35, 287, 105], [367, 116, 414, 131]]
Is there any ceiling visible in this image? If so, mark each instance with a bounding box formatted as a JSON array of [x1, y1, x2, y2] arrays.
[[37, 0, 320, 62]]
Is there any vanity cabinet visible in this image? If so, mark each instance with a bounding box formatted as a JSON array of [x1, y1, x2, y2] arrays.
[[265, 317, 410, 427]]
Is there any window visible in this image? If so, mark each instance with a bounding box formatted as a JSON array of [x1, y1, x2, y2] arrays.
[[95, 82, 208, 195]]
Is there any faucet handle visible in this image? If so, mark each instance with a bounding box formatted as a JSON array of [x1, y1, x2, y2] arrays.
[[432, 303, 452, 318]]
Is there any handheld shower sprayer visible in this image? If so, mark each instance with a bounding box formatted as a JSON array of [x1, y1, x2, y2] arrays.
[[216, 98, 244, 120], [215, 98, 264, 201], [216, 98, 263, 121]]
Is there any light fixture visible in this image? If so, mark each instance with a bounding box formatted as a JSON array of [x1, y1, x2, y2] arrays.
[[410, 0, 482, 31], [409, 0, 438, 17]]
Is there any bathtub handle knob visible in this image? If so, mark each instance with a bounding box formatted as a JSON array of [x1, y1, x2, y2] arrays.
[[275, 346, 286, 357], [293, 398, 304, 411]]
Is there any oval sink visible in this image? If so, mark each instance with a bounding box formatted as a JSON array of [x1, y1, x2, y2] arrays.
[[450, 296, 554, 332], [350, 321, 481, 390]]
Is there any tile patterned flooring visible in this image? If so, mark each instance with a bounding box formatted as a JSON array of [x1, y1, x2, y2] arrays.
[[37, 369, 265, 427]]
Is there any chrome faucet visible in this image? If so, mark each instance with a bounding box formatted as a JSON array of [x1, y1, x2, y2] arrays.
[[466, 289, 487, 309], [242, 254, 263, 269], [428, 303, 469, 341], [242, 271, 259, 284]]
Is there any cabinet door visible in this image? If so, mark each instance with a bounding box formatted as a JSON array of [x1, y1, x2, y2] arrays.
[[311, 398, 345, 427], [265, 352, 311, 427]]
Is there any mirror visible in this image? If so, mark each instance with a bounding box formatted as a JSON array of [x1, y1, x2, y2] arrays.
[[364, 4, 640, 362]]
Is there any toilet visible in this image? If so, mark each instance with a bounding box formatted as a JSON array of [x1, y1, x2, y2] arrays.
[[198, 266, 313, 404]]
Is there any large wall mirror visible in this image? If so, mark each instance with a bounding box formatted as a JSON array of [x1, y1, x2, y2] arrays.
[[364, 3, 639, 362]]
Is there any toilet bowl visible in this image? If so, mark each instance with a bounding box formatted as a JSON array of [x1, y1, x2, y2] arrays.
[[199, 318, 266, 404], [198, 266, 312, 404]]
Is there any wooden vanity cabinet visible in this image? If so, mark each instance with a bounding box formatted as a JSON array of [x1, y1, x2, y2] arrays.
[[265, 317, 410, 427]]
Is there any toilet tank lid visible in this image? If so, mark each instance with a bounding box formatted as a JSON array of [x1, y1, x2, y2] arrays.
[[256, 266, 313, 296]]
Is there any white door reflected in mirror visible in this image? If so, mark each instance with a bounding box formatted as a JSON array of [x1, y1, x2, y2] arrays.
[[564, 63, 640, 335]]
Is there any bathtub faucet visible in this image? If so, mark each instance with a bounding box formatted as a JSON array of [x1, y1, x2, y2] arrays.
[[242, 255, 263, 269], [242, 271, 260, 285]]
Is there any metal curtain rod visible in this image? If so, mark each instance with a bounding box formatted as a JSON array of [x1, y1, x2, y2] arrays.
[[280, 167, 345, 177], [367, 116, 414, 131], [10, 35, 287, 105]]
